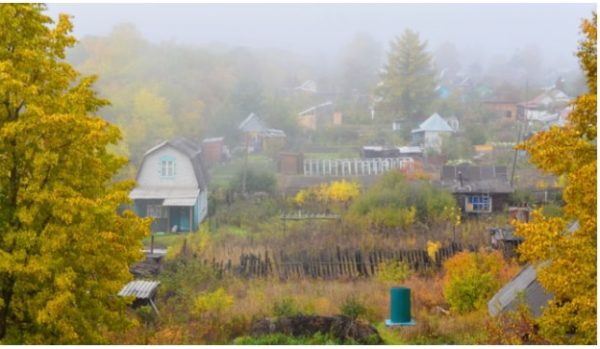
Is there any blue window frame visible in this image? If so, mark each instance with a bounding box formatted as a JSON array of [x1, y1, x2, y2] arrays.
[[465, 194, 491, 213], [159, 155, 176, 179]]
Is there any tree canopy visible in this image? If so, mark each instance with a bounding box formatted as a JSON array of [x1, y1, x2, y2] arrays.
[[514, 12, 596, 344], [0, 4, 149, 343], [376, 29, 437, 130]]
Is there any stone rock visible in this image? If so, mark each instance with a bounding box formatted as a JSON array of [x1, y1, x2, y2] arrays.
[[250, 314, 383, 344]]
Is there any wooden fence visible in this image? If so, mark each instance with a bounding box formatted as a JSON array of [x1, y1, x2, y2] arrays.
[[303, 157, 414, 177], [189, 243, 474, 280]]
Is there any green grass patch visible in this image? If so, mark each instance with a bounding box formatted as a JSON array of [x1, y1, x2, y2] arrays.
[[209, 154, 276, 188], [143, 232, 186, 249], [233, 332, 358, 345]]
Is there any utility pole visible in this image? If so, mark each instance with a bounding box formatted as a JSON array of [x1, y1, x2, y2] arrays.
[[510, 80, 528, 187], [242, 134, 249, 195]]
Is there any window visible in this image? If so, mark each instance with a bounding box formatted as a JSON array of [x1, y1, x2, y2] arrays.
[[465, 195, 492, 213], [159, 156, 176, 179], [147, 205, 167, 218]]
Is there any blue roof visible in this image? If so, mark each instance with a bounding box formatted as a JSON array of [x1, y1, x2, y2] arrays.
[[411, 113, 454, 133]]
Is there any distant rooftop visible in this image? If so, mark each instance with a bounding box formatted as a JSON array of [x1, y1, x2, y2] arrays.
[[411, 113, 454, 133]]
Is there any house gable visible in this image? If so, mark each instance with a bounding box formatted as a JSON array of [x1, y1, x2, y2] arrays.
[[137, 144, 199, 189]]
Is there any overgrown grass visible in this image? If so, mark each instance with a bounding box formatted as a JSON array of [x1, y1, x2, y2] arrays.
[[209, 154, 275, 186], [234, 332, 357, 345], [143, 232, 187, 249]]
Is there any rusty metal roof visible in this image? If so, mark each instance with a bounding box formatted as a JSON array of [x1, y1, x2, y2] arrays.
[[118, 280, 160, 299]]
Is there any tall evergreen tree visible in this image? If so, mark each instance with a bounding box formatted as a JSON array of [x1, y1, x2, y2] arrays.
[[0, 4, 149, 343], [376, 29, 437, 130]]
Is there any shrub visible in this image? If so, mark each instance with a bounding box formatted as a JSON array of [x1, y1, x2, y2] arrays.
[[234, 332, 353, 345], [377, 260, 412, 283], [340, 297, 368, 320], [442, 250, 515, 314], [272, 297, 301, 317], [193, 288, 234, 319], [485, 302, 546, 344], [348, 171, 457, 230], [229, 168, 277, 194]]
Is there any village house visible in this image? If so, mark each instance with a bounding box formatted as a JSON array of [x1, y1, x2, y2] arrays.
[[517, 87, 571, 123], [238, 113, 286, 153], [482, 100, 519, 121], [297, 101, 343, 130], [439, 164, 513, 215], [410, 112, 455, 152], [129, 137, 209, 233]]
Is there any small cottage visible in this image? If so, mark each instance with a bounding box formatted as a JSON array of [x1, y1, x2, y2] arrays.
[[411, 113, 455, 152], [239, 113, 286, 153], [130, 137, 209, 233], [482, 100, 519, 121], [440, 165, 513, 215], [297, 101, 342, 130], [517, 87, 571, 122]]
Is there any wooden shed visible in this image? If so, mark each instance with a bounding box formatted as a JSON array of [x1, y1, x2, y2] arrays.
[[278, 152, 304, 175], [119, 280, 160, 315], [201, 137, 224, 167]]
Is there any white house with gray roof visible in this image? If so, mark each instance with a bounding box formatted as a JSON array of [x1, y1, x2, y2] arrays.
[[130, 137, 208, 233], [411, 113, 455, 152]]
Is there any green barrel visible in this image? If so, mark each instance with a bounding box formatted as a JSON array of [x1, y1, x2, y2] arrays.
[[390, 287, 411, 323]]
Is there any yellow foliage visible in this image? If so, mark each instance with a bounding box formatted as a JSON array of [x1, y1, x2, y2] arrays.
[[193, 288, 234, 319], [426, 240, 442, 262], [294, 180, 360, 208], [443, 250, 515, 314], [0, 5, 150, 343], [513, 13, 596, 344]]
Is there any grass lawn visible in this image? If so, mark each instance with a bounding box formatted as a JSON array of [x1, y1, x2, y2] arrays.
[[209, 153, 276, 187], [143, 232, 187, 249]]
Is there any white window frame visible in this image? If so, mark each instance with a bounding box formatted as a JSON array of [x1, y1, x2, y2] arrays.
[[160, 159, 176, 178]]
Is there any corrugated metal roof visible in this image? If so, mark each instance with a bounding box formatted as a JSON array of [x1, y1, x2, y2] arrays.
[[440, 165, 513, 194], [130, 188, 200, 200], [163, 197, 197, 206], [398, 146, 422, 154], [412, 113, 454, 133], [202, 137, 224, 143], [298, 101, 333, 116], [488, 265, 552, 318], [119, 280, 160, 299]]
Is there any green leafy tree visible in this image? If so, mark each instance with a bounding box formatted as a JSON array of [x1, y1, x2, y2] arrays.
[[376, 29, 437, 130], [0, 5, 149, 343], [348, 171, 456, 232]]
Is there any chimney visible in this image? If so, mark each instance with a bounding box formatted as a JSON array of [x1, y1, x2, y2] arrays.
[[458, 171, 464, 187]]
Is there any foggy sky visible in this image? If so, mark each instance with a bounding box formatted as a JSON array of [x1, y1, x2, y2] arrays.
[[48, 3, 595, 71]]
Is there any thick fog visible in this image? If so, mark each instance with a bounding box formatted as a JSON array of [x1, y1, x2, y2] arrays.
[[48, 3, 593, 72]]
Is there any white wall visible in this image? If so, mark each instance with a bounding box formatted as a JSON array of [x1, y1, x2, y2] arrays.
[[137, 145, 198, 188]]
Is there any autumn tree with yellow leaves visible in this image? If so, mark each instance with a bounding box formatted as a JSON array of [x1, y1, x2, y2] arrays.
[[514, 13, 596, 344], [294, 180, 361, 211], [0, 4, 149, 344]]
